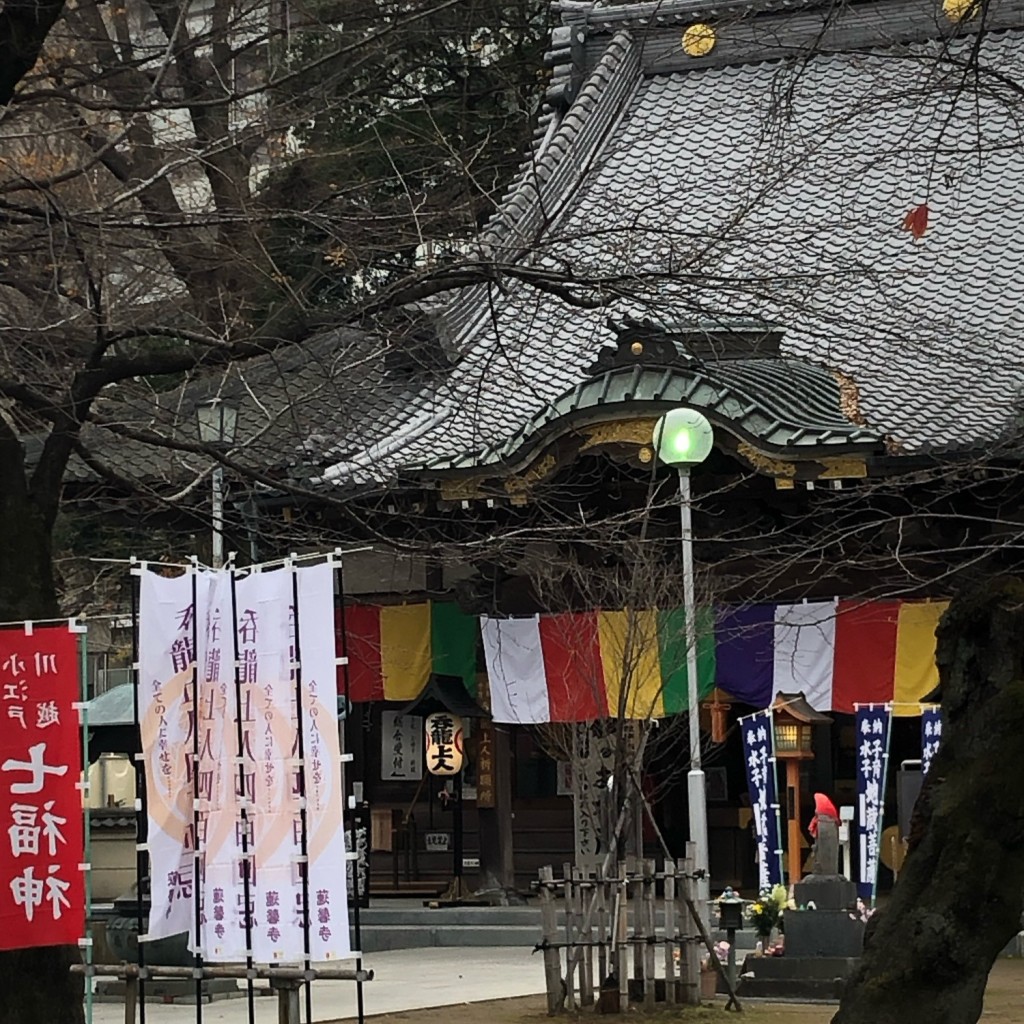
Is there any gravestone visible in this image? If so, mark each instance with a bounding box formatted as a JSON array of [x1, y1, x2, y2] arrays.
[[787, 818, 863, 957], [734, 815, 865, 998]]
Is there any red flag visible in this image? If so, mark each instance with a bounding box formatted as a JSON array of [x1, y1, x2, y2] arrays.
[[901, 203, 929, 239], [0, 626, 84, 951]]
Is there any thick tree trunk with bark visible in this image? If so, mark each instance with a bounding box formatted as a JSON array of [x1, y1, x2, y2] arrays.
[[0, 437, 85, 1024], [833, 577, 1024, 1024]]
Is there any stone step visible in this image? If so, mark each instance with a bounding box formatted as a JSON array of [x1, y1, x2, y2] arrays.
[[355, 906, 762, 953], [360, 924, 540, 953], [741, 955, 858, 980], [361, 905, 540, 927], [734, 976, 846, 1001]]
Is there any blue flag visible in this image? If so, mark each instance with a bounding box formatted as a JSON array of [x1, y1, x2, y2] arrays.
[[855, 703, 892, 902], [741, 709, 783, 888], [921, 706, 942, 774]]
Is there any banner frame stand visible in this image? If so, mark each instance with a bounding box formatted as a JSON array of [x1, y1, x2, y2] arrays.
[[118, 553, 368, 1024], [78, 623, 94, 1024]]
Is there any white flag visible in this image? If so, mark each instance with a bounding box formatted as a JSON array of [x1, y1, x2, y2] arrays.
[[138, 569, 206, 943]]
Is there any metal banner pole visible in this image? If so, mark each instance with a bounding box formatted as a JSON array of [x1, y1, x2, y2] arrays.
[[78, 624, 94, 1024], [129, 560, 148, 1024], [188, 562, 203, 1021], [335, 555, 365, 1024], [229, 569, 256, 1024], [288, 559, 314, 1024]]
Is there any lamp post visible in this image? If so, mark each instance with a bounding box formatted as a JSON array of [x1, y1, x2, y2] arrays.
[[196, 398, 238, 569], [654, 408, 714, 923], [771, 692, 832, 883]]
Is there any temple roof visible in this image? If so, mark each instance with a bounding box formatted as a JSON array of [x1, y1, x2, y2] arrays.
[[319, 0, 1024, 488]]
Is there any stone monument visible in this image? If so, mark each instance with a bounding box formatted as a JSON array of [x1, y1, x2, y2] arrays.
[[787, 815, 864, 958], [736, 800, 865, 999]]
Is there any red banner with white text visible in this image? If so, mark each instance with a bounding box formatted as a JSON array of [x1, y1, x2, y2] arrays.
[[0, 626, 84, 950]]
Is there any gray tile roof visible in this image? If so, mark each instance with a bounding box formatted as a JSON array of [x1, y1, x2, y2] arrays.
[[68, 327, 387, 485], [320, 20, 1024, 487]]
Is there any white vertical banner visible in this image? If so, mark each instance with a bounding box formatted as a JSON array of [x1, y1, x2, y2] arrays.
[[296, 562, 351, 960], [773, 600, 837, 710], [198, 570, 247, 961], [236, 568, 299, 963], [138, 569, 203, 942], [480, 616, 550, 724]]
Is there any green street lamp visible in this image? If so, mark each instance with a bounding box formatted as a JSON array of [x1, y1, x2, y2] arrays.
[[654, 408, 715, 466], [654, 407, 714, 927]]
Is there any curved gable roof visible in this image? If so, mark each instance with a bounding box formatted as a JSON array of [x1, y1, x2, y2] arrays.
[[321, 8, 1024, 487]]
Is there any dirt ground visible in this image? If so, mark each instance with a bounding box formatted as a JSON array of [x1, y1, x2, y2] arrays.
[[331, 958, 1024, 1024]]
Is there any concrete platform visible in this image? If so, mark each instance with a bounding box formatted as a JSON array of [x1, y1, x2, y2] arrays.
[[87, 946, 546, 1023], [356, 899, 758, 953], [734, 954, 858, 1001]]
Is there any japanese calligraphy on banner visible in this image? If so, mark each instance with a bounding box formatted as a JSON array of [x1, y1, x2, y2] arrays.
[[0, 625, 84, 951], [237, 567, 299, 962], [855, 703, 892, 902], [380, 711, 422, 781], [740, 709, 783, 889], [198, 570, 246, 962], [295, 562, 351, 961], [138, 562, 350, 963], [138, 570, 201, 942], [921, 706, 942, 775]]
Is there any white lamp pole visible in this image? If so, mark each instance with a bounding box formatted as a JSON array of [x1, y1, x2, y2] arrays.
[[196, 398, 239, 569], [654, 408, 714, 926]]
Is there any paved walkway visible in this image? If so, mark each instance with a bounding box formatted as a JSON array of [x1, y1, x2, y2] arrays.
[[88, 947, 545, 1023]]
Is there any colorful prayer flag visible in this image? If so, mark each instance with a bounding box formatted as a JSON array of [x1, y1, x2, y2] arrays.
[[340, 602, 478, 703], [772, 600, 838, 710], [831, 601, 899, 713], [893, 601, 949, 716]]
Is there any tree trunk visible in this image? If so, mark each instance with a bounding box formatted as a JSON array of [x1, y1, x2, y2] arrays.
[[833, 577, 1024, 1024], [0, 452, 85, 1024], [0, 947, 85, 1024]]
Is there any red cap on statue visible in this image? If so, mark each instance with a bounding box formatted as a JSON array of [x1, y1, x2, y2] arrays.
[[814, 793, 840, 820], [809, 792, 840, 837]]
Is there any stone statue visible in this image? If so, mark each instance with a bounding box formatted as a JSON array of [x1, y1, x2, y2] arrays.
[[808, 792, 841, 875]]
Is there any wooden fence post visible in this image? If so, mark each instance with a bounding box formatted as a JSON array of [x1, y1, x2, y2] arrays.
[[123, 975, 138, 1024], [596, 862, 608, 993], [617, 860, 629, 1011], [642, 859, 657, 1010], [563, 862, 576, 1010], [680, 854, 700, 1005], [271, 978, 302, 1024], [577, 866, 594, 1007], [664, 859, 677, 1005], [539, 866, 564, 1014]]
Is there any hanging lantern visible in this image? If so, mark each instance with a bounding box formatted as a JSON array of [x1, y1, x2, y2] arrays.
[[703, 689, 733, 744], [425, 712, 464, 776]]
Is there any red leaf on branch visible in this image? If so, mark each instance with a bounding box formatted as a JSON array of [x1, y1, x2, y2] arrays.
[[901, 203, 930, 239]]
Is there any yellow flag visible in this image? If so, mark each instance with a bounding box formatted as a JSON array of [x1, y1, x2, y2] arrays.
[[893, 601, 949, 716], [597, 610, 664, 719], [380, 604, 431, 700]]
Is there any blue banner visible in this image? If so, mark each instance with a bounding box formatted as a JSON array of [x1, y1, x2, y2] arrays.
[[921, 706, 942, 775], [855, 703, 892, 903], [741, 709, 783, 888]]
